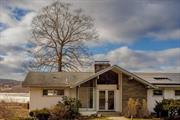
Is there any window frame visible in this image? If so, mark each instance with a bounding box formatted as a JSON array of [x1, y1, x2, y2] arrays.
[[153, 90, 163, 96], [42, 89, 64, 96], [78, 87, 94, 109], [175, 90, 180, 96]]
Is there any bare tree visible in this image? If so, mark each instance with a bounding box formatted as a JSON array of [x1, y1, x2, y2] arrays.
[[30, 1, 98, 72]]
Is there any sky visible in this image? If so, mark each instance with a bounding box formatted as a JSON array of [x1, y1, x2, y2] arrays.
[[0, 0, 180, 80]]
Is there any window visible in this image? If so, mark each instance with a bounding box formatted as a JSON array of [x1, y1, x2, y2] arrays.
[[43, 89, 64, 96], [154, 77, 169, 80], [153, 90, 163, 96], [175, 90, 180, 96], [97, 70, 118, 84], [79, 87, 93, 108]]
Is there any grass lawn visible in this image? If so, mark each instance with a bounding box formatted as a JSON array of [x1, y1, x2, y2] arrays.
[[86, 116, 112, 120], [86, 116, 156, 120], [0, 102, 28, 119], [129, 118, 155, 120], [129, 118, 152, 120]]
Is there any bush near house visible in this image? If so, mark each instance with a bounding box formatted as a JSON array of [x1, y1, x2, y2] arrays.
[[125, 98, 149, 118], [50, 96, 81, 120], [154, 99, 180, 120], [29, 96, 81, 120], [29, 108, 50, 120]]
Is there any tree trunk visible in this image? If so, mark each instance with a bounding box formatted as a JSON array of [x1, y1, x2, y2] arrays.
[[58, 59, 62, 72], [58, 46, 63, 72]]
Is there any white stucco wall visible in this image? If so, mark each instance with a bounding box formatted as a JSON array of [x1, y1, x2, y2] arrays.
[[30, 86, 180, 113], [29, 87, 71, 111], [147, 88, 180, 113]]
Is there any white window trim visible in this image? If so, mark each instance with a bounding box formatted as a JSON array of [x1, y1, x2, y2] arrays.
[[42, 89, 64, 97]]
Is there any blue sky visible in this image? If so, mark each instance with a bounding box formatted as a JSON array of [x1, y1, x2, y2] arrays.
[[9, 7, 30, 20], [91, 38, 180, 54], [0, 0, 180, 80]]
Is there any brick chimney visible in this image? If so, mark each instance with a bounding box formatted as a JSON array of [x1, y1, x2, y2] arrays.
[[94, 61, 111, 73]]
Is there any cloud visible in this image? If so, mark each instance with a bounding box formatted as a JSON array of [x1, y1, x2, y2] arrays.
[[0, 12, 36, 46], [0, 0, 56, 12], [0, 11, 36, 80], [94, 47, 180, 72], [0, 44, 30, 80], [69, 0, 180, 44], [1, 0, 180, 45], [0, 0, 179, 80], [149, 29, 180, 40], [0, 56, 4, 61], [0, 8, 17, 27]]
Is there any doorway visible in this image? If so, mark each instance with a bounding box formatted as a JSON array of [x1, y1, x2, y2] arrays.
[[99, 90, 115, 111]]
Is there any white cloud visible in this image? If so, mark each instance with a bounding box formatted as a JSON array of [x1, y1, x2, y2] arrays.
[[0, 12, 36, 46], [0, 0, 179, 80], [0, 8, 17, 27], [0, 48, 28, 80], [1, 0, 180, 45], [74, 0, 180, 44], [94, 47, 180, 72], [149, 29, 180, 40], [0, 12, 36, 80], [0, 0, 55, 12], [19, 12, 37, 26]]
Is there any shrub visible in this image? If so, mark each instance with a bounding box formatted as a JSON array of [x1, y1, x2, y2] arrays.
[[162, 99, 180, 119], [49, 102, 67, 120], [135, 99, 141, 117], [29, 108, 50, 120], [141, 99, 149, 118], [154, 101, 164, 117], [125, 98, 136, 118], [154, 99, 180, 119], [29, 96, 81, 120], [125, 98, 149, 118], [61, 96, 81, 119]]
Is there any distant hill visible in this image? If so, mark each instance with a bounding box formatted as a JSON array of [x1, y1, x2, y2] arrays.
[[0, 79, 29, 93], [0, 79, 20, 85]]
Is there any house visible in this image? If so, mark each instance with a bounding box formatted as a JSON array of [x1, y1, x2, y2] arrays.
[[22, 61, 180, 115]]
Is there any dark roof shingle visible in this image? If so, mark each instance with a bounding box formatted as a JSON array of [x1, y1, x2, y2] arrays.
[[22, 72, 93, 87]]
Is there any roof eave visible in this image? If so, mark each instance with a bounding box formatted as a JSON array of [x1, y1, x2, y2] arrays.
[[71, 65, 156, 88], [22, 84, 70, 88]]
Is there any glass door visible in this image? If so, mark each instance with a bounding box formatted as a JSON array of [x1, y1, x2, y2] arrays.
[[99, 91, 106, 110], [99, 90, 115, 111], [108, 91, 114, 110]]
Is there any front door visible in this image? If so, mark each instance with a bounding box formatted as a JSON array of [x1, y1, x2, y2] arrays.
[[99, 90, 115, 111]]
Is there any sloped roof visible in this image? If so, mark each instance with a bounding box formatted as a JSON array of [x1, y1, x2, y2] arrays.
[[22, 66, 180, 88], [22, 72, 93, 87], [23, 65, 155, 88], [72, 65, 156, 88], [134, 73, 180, 85]]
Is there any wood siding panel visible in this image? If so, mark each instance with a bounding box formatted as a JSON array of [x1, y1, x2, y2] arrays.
[[122, 73, 147, 113]]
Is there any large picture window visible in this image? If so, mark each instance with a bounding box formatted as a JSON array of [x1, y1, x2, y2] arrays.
[[43, 89, 64, 96], [79, 87, 93, 108], [97, 70, 118, 84]]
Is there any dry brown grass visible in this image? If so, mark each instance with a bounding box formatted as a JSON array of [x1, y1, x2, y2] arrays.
[[0, 101, 28, 120]]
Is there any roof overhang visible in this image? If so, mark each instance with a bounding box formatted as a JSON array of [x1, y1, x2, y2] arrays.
[[71, 65, 156, 88], [22, 84, 69, 88], [153, 84, 180, 88]]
